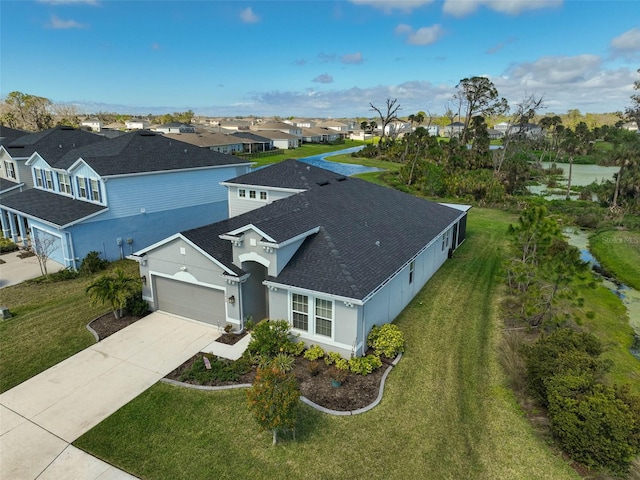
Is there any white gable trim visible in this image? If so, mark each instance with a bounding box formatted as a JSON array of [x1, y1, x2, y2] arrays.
[[68, 158, 100, 177], [225, 224, 276, 243], [260, 226, 320, 249], [25, 152, 52, 168], [238, 252, 270, 268], [134, 232, 238, 276]]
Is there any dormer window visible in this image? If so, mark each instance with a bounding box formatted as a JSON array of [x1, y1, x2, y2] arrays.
[[4, 161, 16, 180], [77, 176, 88, 199], [34, 168, 43, 187], [58, 173, 73, 195], [90, 179, 101, 202], [44, 170, 54, 190]]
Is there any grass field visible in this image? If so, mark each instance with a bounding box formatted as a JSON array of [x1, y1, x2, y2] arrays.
[[589, 231, 640, 291], [0, 260, 139, 392], [74, 208, 579, 480]]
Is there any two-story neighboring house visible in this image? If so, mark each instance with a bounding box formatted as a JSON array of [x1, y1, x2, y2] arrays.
[[80, 118, 103, 132], [0, 126, 30, 198], [256, 121, 302, 139], [134, 159, 470, 357], [154, 122, 197, 134], [0, 128, 252, 269]]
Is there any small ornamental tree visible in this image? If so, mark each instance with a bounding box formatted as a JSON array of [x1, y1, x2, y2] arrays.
[[86, 268, 138, 319], [246, 363, 300, 445]]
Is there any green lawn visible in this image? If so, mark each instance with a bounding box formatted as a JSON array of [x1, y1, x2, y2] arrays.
[[247, 140, 366, 167], [589, 231, 640, 290], [75, 208, 579, 480], [0, 260, 139, 392]]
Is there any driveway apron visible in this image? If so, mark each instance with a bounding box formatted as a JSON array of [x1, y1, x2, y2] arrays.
[[0, 312, 220, 480]]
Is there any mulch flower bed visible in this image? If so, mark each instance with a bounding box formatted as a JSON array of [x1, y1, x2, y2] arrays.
[[214, 331, 248, 345], [165, 352, 393, 412], [88, 314, 395, 411], [88, 312, 142, 340]]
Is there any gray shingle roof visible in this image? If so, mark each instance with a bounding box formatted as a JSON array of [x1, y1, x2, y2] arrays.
[[1, 188, 106, 227], [0, 126, 29, 147], [55, 130, 250, 176], [182, 160, 463, 300], [226, 158, 345, 190], [4, 126, 106, 163]]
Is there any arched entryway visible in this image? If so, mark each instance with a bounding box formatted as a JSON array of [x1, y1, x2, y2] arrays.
[[241, 261, 268, 322]]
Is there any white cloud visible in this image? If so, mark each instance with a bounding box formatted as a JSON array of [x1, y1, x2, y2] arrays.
[[240, 7, 260, 24], [611, 28, 640, 59], [494, 55, 635, 113], [313, 74, 334, 84], [47, 15, 87, 29], [349, 0, 435, 13], [443, 0, 562, 17], [396, 24, 444, 46], [341, 52, 363, 64]]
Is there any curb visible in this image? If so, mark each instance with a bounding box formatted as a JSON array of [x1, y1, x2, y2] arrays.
[[160, 352, 402, 416]]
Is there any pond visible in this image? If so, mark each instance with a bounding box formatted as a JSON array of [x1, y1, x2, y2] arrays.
[[564, 228, 640, 358], [297, 146, 380, 176], [528, 162, 620, 200]]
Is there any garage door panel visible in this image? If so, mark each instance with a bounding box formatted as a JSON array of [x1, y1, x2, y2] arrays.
[[154, 277, 225, 326]]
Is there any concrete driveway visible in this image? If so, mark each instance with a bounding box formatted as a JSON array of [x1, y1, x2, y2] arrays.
[[0, 312, 220, 480], [0, 250, 64, 288]]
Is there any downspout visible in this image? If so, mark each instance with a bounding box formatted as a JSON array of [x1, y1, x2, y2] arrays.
[[238, 282, 244, 332]]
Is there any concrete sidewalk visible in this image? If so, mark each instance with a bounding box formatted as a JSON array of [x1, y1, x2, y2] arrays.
[[0, 250, 64, 289], [0, 312, 220, 480]]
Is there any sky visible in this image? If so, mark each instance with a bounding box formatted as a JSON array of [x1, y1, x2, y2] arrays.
[[1, 0, 639, 119]]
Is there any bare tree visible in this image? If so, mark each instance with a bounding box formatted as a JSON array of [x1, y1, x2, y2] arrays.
[[494, 93, 545, 173], [370, 98, 401, 150], [32, 233, 58, 277]]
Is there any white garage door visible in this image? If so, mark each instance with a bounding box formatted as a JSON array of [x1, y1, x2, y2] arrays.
[[154, 277, 226, 326]]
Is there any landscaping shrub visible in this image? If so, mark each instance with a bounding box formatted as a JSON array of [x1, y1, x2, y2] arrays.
[[79, 251, 109, 275], [324, 351, 343, 366], [179, 354, 247, 383], [284, 340, 305, 357], [124, 290, 149, 317], [547, 374, 640, 475], [0, 236, 18, 253], [367, 324, 405, 358], [303, 345, 325, 361], [348, 354, 382, 376], [247, 319, 296, 358], [521, 328, 609, 405]]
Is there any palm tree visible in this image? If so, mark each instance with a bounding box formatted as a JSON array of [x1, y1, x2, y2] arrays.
[[86, 269, 138, 319]]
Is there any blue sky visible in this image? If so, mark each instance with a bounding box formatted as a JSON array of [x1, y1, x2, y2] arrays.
[[2, 0, 639, 118]]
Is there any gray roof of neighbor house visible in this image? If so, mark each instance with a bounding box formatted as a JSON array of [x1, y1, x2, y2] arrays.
[[231, 131, 272, 144], [1, 188, 106, 227], [4, 126, 106, 162], [55, 130, 250, 176], [0, 126, 29, 146], [180, 160, 464, 301], [225, 158, 344, 190], [0, 177, 23, 194]]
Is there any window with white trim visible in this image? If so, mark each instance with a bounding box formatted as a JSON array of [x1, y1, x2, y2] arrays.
[[292, 294, 309, 331], [4, 161, 16, 179], [291, 294, 334, 338], [90, 178, 101, 202], [34, 168, 43, 187], [44, 170, 54, 190], [260, 191, 267, 201], [58, 173, 72, 194], [249, 190, 256, 199], [315, 298, 333, 337], [238, 188, 246, 198], [409, 260, 415, 284], [77, 176, 88, 199]]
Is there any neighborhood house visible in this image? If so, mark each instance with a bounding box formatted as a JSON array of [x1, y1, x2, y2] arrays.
[[134, 160, 469, 357], [0, 127, 251, 268]]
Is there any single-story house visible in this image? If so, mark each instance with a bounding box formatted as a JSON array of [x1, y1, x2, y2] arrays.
[[134, 159, 470, 357], [154, 122, 196, 134], [253, 129, 300, 149]]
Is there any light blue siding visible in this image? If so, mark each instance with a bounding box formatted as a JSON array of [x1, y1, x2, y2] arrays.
[[70, 201, 228, 263], [100, 168, 234, 219]]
